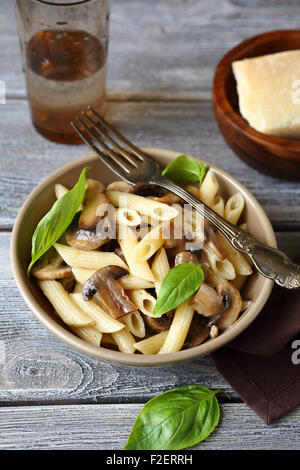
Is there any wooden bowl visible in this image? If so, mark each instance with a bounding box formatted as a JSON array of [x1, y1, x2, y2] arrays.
[[10, 149, 275, 367], [212, 30, 300, 180]]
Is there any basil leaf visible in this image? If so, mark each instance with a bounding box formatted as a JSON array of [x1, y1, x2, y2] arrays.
[[153, 263, 204, 317], [162, 154, 208, 187], [124, 385, 221, 450], [27, 167, 89, 276]]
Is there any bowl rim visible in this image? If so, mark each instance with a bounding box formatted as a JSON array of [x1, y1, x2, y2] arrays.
[[10, 148, 275, 366], [213, 29, 300, 158]]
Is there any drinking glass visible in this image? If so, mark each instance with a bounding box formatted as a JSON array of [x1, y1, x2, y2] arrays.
[[15, 0, 110, 144]]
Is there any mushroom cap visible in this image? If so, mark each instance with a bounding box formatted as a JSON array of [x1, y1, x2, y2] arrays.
[[190, 282, 223, 317], [142, 311, 173, 333], [82, 265, 137, 319], [130, 182, 166, 198], [216, 281, 242, 330], [31, 248, 72, 280], [184, 314, 210, 349]]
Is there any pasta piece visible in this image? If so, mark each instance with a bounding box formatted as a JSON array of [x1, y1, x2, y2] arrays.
[[129, 289, 156, 317], [211, 195, 225, 217], [70, 293, 125, 333], [112, 328, 136, 354], [38, 280, 94, 327], [232, 274, 248, 291], [106, 190, 178, 221], [117, 227, 155, 282], [54, 243, 127, 270], [73, 282, 83, 294], [204, 246, 236, 280], [217, 233, 252, 276], [101, 333, 116, 345], [151, 247, 170, 295], [55, 183, 69, 200], [199, 170, 219, 207], [71, 326, 102, 346], [159, 300, 194, 354], [121, 311, 146, 338], [72, 267, 154, 290], [115, 207, 142, 227], [225, 193, 245, 225], [132, 223, 165, 262], [134, 331, 169, 354]]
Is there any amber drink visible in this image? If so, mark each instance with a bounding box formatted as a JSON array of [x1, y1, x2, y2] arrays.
[[15, 0, 110, 144]]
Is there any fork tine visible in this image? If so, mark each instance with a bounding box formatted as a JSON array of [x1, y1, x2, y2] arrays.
[[88, 106, 146, 162], [81, 111, 139, 168], [75, 116, 134, 175], [71, 121, 131, 180]]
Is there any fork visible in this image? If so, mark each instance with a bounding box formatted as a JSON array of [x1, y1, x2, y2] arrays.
[[71, 106, 300, 289]]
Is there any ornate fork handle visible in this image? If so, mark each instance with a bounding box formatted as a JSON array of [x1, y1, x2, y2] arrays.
[[152, 176, 300, 289]]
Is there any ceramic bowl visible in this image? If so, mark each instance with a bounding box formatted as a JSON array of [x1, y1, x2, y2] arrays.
[[10, 148, 276, 366]]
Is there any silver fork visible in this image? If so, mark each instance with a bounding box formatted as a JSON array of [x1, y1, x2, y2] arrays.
[[71, 106, 300, 289]]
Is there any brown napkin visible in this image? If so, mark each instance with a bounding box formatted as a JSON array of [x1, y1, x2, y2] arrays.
[[212, 257, 300, 425]]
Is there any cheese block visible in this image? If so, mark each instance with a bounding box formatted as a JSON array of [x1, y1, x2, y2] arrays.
[[232, 50, 300, 139]]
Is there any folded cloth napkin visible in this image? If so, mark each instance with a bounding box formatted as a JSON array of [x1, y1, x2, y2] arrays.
[[212, 257, 300, 425]]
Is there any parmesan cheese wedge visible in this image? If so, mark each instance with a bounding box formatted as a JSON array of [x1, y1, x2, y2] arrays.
[[232, 50, 300, 139]]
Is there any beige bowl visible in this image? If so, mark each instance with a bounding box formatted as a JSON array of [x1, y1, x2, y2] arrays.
[[10, 148, 276, 366]]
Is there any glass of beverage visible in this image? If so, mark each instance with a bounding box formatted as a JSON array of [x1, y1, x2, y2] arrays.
[[15, 0, 110, 144]]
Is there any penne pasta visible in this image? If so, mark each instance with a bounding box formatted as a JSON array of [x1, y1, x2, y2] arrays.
[[217, 233, 253, 276], [54, 243, 128, 270], [203, 245, 236, 280], [55, 183, 69, 200], [151, 247, 170, 295], [71, 326, 102, 346], [117, 227, 155, 282], [134, 331, 169, 354], [106, 190, 178, 221], [121, 311, 146, 338], [38, 280, 94, 327], [70, 293, 125, 333], [132, 223, 165, 263], [211, 195, 225, 217], [129, 289, 156, 317], [112, 327, 136, 354], [115, 207, 142, 227], [225, 193, 245, 225], [199, 170, 219, 207], [159, 300, 194, 354]]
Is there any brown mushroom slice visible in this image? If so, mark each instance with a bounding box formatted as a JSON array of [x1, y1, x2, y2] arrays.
[[66, 226, 109, 251], [174, 249, 207, 267], [204, 220, 226, 260], [184, 314, 210, 349], [31, 248, 72, 280], [190, 282, 223, 317], [142, 311, 173, 333], [156, 192, 183, 205], [215, 281, 242, 330], [82, 266, 137, 319], [130, 182, 166, 198]]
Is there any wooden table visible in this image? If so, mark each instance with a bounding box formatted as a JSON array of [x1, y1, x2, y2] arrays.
[[0, 0, 299, 450]]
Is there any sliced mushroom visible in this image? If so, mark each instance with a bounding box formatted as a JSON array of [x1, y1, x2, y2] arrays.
[[82, 266, 137, 319], [130, 182, 166, 198], [31, 248, 72, 280], [190, 282, 223, 317], [142, 311, 173, 332], [204, 220, 226, 260], [106, 180, 132, 192], [66, 226, 109, 251], [156, 192, 183, 205], [215, 281, 242, 330], [184, 314, 210, 348], [59, 275, 75, 292]]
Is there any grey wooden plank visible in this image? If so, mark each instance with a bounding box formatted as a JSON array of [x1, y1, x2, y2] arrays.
[[0, 402, 299, 450], [1, 100, 299, 229], [2, 0, 300, 99], [0, 231, 299, 403]]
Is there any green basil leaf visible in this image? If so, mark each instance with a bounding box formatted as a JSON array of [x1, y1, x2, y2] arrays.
[[162, 154, 208, 187], [123, 385, 221, 450], [162, 155, 201, 182], [198, 160, 209, 186], [27, 167, 89, 276], [153, 263, 204, 317]]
